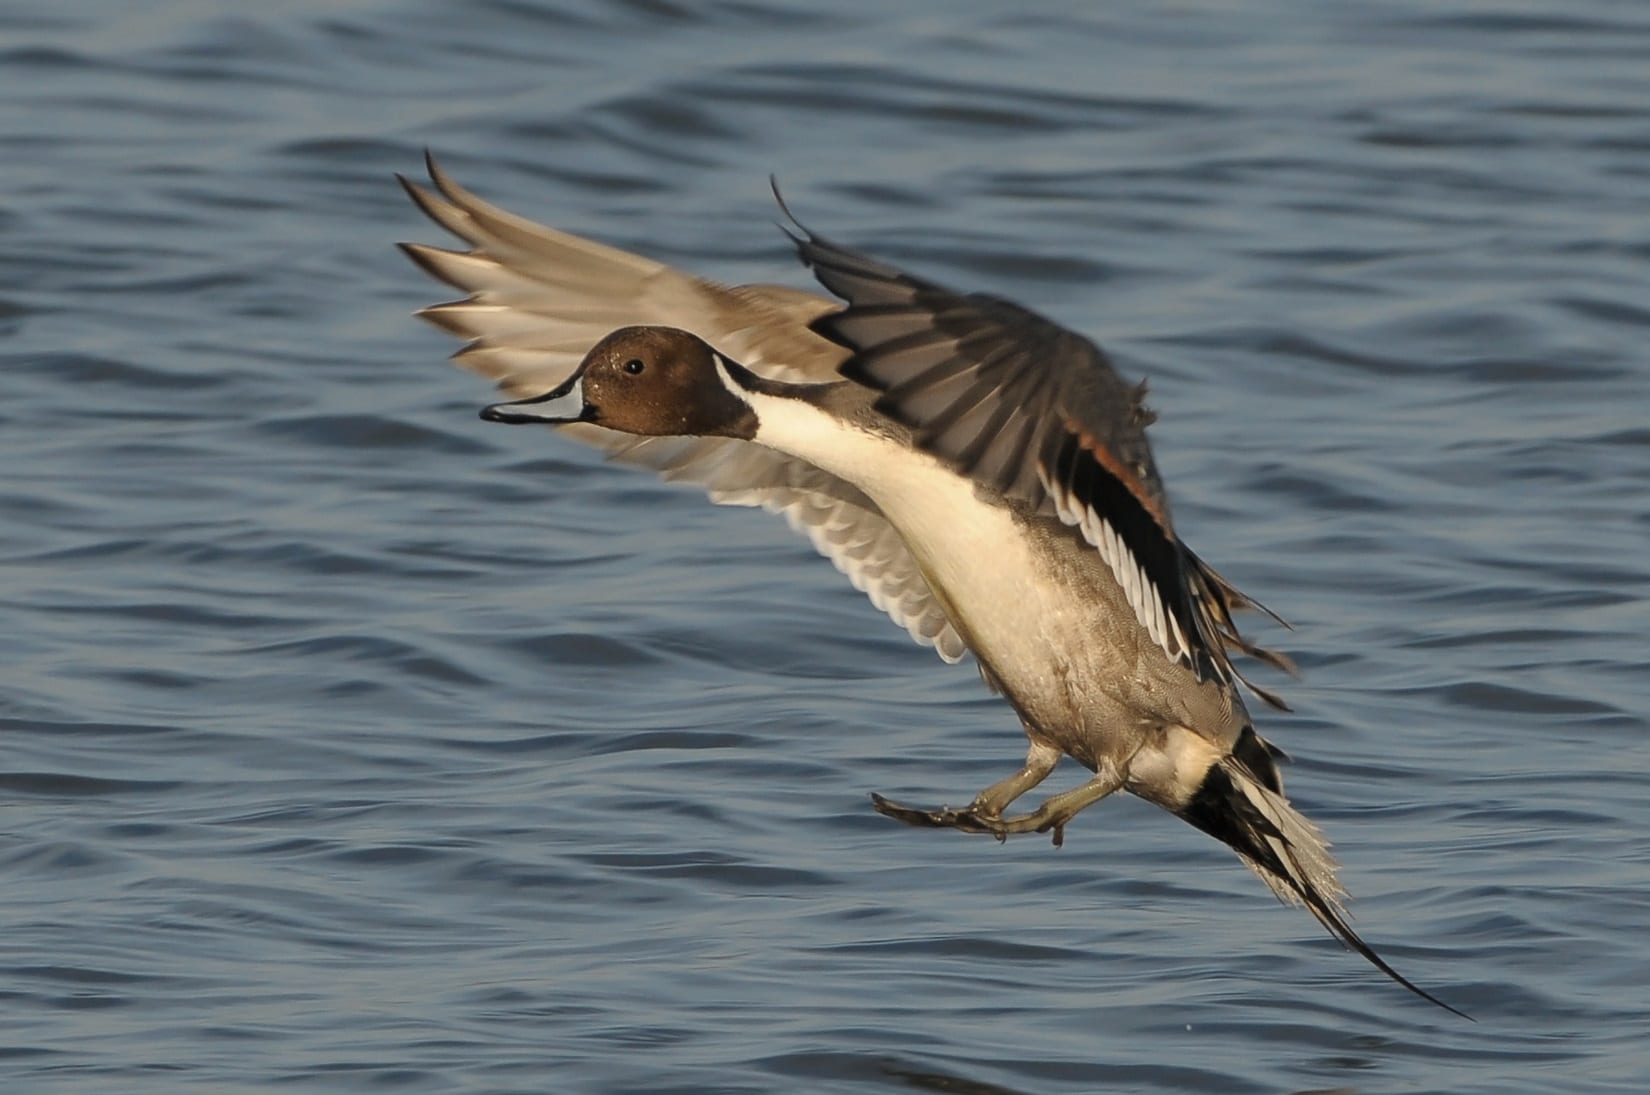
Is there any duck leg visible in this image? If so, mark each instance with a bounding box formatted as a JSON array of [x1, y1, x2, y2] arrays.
[[872, 749, 1123, 848], [870, 740, 1059, 835]]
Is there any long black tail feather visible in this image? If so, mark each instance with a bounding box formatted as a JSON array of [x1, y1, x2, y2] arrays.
[[1179, 758, 1471, 1020]]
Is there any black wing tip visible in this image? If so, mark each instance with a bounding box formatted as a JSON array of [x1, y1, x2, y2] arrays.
[[395, 169, 429, 206], [398, 167, 453, 233], [421, 147, 471, 205], [422, 146, 455, 192], [396, 241, 473, 291], [762, 188, 908, 288], [390, 149, 439, 191], [768, 174, 797, 226], [768, 175, 815, 254]]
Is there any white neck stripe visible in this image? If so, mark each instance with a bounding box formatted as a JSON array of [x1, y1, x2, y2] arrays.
[[712, 353, 755, 409]]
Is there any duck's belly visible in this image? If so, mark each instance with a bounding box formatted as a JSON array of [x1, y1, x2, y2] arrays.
[[747, 394, 1167, 765], [865, 460, 1157, 762]]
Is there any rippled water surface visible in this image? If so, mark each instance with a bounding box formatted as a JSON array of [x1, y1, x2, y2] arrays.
[[4, 1, 1649, 1091]]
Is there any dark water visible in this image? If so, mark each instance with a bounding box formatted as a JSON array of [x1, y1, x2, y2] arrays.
[[4, 1, 1648, 1091]]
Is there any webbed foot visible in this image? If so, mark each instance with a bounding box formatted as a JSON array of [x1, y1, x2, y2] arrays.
[[870, 769, 1124, 847], [869, 793, 1010, 841]]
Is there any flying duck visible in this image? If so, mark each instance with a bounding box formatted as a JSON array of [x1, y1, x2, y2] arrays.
[[398, 154, 1464, 1017]]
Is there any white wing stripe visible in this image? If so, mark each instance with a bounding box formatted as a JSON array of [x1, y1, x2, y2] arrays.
[[1167, 603, 1189, 662], [1044, 474, 1187, 671]]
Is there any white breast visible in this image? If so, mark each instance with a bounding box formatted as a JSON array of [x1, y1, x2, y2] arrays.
[[743, 390, 1114, 706]]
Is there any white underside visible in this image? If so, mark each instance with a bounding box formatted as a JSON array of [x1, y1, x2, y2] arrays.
[[736, 383, 1239, 798], [742, 389, 1101, 714]]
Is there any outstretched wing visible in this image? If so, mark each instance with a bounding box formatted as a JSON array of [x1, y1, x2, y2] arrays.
[[400, 155, 967, 662], [786, 219, 1290, 704]]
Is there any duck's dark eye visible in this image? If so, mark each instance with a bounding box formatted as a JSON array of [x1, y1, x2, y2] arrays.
[[623, 358, 645, 375]]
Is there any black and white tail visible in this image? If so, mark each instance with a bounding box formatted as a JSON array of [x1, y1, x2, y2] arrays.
[[1178, 732, 1470, 1019]]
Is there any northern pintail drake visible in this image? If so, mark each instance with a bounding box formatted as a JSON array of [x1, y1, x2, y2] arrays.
[[399, 154, 1463, 1018]]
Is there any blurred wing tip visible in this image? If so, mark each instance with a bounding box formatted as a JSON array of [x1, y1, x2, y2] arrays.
[[773, 218, 807, 250], [769, 182, 822, 259], [761, 184, 867, 281], [423, 148, 460, 195], [397, 241, 463, 286], [767, 175, 803, 226]]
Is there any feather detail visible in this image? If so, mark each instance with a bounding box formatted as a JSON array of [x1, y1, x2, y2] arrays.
[[785, 213, 1291, 704]]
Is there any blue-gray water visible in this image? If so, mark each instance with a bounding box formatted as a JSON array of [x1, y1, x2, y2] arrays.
[[3, 1, 1648, 1091]]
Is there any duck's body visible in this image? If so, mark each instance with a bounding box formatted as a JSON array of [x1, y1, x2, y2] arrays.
[[399, 155, 1462, 1016], [739, 379, 1237, 801]]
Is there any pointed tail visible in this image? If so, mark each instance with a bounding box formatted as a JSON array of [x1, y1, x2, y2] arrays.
[[1178, 742, 1471, 1020]]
